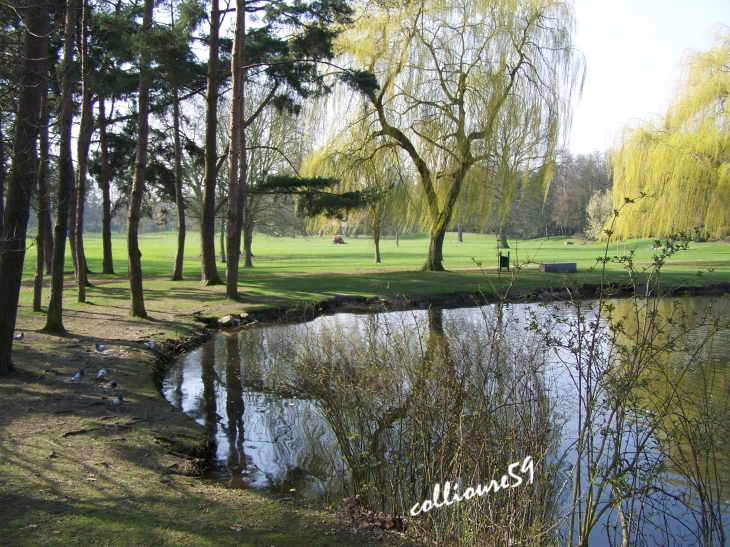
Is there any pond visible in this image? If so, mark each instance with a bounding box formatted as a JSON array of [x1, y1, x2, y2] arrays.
[[163, 296, 730, 546]]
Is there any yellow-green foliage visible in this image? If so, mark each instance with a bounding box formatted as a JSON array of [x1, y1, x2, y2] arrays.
[[611, 31, 730, 239], [329, 0, 581, 237], [585, 189, 613, 240]]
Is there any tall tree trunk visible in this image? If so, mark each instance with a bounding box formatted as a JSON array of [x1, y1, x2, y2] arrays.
[[395, 230, 398, 246], [0, 123, 5, 239], [219, 217, 226, 263], [225, 0, 245, 299], [171, 87, 186, 280], [44, 0, 75, 333], [43, 225, 53, 273], [33, 72, 50, 312], [422, 228, 446, 271], [200, 0, 222, 286], [457, 221, 463, 242], [373, 219, 381, 263], [0, 0, 48, 372], [99, 97, 114, 274], [41, 123, 53, 274], [420, 167, 468, 271], [242, 215, 253, 268], [499, 218, 509, 249], [127, 0, 153, 318], [75, 0, 92, 301], [68, 144, 78, 278]]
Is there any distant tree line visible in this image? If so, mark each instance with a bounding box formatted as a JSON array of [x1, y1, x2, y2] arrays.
[[493, 151, 613, 242]]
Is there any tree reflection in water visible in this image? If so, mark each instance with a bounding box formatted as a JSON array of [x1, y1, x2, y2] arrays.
[[225, 333, 245, 487], [164, 298, 730, 547]]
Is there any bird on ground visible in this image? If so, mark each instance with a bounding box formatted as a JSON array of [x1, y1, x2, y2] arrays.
[[13, 332, 24, 342], [70, 368, 84, 382], [107, 380, 118, 389], [97, 369, 107, 379], [110, 393, 123, 410], [143, 341, 155, 349], [95, 343, 107, 352]]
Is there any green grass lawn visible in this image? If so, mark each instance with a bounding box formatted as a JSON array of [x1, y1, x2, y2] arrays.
[[27, 230, 730, 276], [19, 231, 729, 315]]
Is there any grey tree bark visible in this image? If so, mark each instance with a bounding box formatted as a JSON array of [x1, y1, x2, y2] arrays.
[[219, 217, 226, 263], [0, 0, 48, 371], [172, 87, 186, 280], [33, 73, 51, 312], [225, 0, 245, 299], [127, 0, 154, 318], [75, 0, 93, 301], [99, 97, 114, 274], [200, 0, 223, 286], [242, 212, 254, 268], [44, 0, 76, 333], [0, 123, 4, 239]]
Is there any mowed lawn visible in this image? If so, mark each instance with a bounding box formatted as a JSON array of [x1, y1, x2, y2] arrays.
[[17, 231, 730, 314]]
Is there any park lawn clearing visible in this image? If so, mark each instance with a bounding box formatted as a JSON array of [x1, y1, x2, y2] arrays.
[[18, 232, 729, 313], [3, 231, 727, 546]]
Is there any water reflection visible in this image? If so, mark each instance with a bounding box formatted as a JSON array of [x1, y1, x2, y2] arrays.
[[165, 330, 344, 497], [163, 298, 730, 546]]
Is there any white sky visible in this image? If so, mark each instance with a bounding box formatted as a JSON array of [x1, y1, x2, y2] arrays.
[[568, 0, 730, 155]]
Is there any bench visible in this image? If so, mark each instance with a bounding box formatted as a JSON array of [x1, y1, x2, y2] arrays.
[[540, 262, 577, 273]]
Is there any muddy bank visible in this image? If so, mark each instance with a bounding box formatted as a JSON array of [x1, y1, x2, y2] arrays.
[[190, 280, 726, 329]]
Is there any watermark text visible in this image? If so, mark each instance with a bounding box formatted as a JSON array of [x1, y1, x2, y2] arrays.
[[410, 456, 534, 516]]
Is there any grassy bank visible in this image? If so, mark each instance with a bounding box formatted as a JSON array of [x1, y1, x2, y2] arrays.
[[0, 306, 420, 546], [2, 231, 727, 546]]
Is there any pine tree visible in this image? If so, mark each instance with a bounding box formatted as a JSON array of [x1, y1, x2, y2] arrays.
[[0, 0, 49, 371]]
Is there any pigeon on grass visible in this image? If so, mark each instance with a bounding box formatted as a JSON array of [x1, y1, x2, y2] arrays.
[[143, 341, 155, 349], [70, 368, 84, 382], [13, 332, 24, 342], [95, 343, 107, 352], [109, 393, 123, 410], [107, 380, 118, 389], [97, 369, 107, 380]]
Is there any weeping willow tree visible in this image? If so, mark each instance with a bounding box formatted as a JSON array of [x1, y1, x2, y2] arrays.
[[455, 87, 560, 249], [611, 31, 730, 239], [335, 0, 581, 270], [303, 135, 416, 263]]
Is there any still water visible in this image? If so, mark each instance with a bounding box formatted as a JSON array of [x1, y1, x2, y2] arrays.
[[163, 298, 730, 545]]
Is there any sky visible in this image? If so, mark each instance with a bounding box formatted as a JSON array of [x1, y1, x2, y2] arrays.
[[568, 0, 730, 155]]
